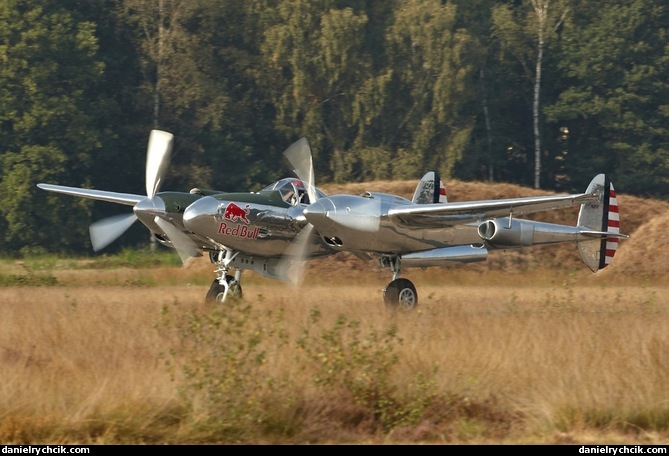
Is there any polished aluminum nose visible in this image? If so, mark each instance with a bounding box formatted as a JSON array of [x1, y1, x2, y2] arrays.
[[305, 195, 381, 233], [303, 198, 335, 232], [183, 196, 220, 232]]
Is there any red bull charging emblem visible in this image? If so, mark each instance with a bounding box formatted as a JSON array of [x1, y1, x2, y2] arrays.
[[223, 202, 251, 223]]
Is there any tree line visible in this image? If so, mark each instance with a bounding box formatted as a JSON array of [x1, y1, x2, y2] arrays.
[[1, 0, 667, 254]]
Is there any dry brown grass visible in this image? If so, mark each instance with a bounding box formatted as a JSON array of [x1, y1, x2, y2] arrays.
[[1, 267, 668, 444], [1, 178, 668, 444]]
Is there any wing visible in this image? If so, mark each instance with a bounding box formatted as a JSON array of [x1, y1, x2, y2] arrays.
[[388, 192, 598, 228], [38, 183, 144, 206]]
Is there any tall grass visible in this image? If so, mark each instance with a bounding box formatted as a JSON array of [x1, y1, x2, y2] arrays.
[[0, 266, 667, 443]]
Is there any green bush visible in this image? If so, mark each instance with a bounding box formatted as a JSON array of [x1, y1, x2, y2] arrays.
[[297, 310, 438, 431]]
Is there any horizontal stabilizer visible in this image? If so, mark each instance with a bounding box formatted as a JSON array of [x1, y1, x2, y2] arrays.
[[577, 229, 629, 239]]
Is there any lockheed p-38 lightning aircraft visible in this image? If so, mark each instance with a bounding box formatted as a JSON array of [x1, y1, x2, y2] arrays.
[[38, 130, 628, 309]]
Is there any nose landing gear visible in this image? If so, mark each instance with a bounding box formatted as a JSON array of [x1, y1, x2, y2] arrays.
[[206, 250, 243, 303], [205, 275, 243, 303]]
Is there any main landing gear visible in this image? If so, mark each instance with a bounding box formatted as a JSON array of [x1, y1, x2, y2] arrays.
[[204, 250, 418, 310], [205, 250, 243, 304], [380, 256, 418, 310]]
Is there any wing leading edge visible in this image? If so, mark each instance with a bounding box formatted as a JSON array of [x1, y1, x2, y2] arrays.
[[38, 183, 144, 206], [388, 192, 598, 228]]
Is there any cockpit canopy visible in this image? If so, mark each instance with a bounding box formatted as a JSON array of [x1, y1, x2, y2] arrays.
[[262, 178, 327, 206]]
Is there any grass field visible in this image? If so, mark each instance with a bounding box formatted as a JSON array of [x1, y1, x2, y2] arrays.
[[1, 253, 667, 444]]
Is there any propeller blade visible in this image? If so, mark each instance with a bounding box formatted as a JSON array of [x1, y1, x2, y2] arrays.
[[154, 217, 200, 263], [283, 137, 318, 203], [89, 212, 138, 252], [145, 130, 174, 199], [278, 224, 315, 286]]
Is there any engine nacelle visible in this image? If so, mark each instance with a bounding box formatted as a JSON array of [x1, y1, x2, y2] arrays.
[[478, 218, 535, 247], [478, 217, 584, 248]]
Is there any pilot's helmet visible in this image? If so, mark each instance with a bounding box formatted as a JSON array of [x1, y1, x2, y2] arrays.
[[292, 179, 305, 190]]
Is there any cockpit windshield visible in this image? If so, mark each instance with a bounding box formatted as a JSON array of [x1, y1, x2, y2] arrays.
[[261, 178, 327, 206]]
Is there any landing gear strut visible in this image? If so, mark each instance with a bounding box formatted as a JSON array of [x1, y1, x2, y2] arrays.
[[206, 250, 243, 303], [379, 256, 418, 310]]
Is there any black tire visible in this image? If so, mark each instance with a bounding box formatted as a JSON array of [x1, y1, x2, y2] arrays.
[[205, 276, 243, 303], [383, 278, 418, 310]]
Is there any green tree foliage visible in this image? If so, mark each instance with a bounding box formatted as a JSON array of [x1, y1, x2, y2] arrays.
[[0, 0, 108, 253], [1, 0, 668, 254], [120, 0, 282, 192], [383, 0, 477, 180], [491, 0, 571, 189], [544, 0, 669, 195], [259, 0, 370, 182]]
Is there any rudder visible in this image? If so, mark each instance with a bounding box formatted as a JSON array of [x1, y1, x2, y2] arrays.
[[412, 171, 447, 204], [577, 174, 622, 271]]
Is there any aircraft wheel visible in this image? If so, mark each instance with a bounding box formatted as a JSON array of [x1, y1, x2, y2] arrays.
[[383, 278, 418, 311], [205, 279, 223, 303], [205, 276, 243, 303]]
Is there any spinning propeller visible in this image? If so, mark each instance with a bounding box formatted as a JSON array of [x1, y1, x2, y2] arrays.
[[89, 130, 198, 262], [279, 137, 382, 285], [283, 137, 318, 205], [278, 137, 321, 285]]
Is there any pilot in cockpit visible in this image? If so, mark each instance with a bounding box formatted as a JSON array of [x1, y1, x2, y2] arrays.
[[295, 181, 309, 205], [279, 179, 309, 206]]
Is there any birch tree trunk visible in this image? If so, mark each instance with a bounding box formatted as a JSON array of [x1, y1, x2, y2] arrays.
[[531, 0, 549, 189]]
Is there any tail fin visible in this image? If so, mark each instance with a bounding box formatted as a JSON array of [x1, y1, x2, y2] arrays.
[[577, 174, 627, 271], [412, 171, 448, 204]]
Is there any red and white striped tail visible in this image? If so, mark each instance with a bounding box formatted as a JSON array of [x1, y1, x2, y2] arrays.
[[602, 185, 620, 268], [577, 174, 627, 272], [412, 171, 448, 204], [438, 179, 448, 203]]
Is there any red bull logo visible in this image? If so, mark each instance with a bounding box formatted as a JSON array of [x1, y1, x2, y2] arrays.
[[223, 202, 250, 224], [218, 222, 260, 239], [219, 202, 258, 239]]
